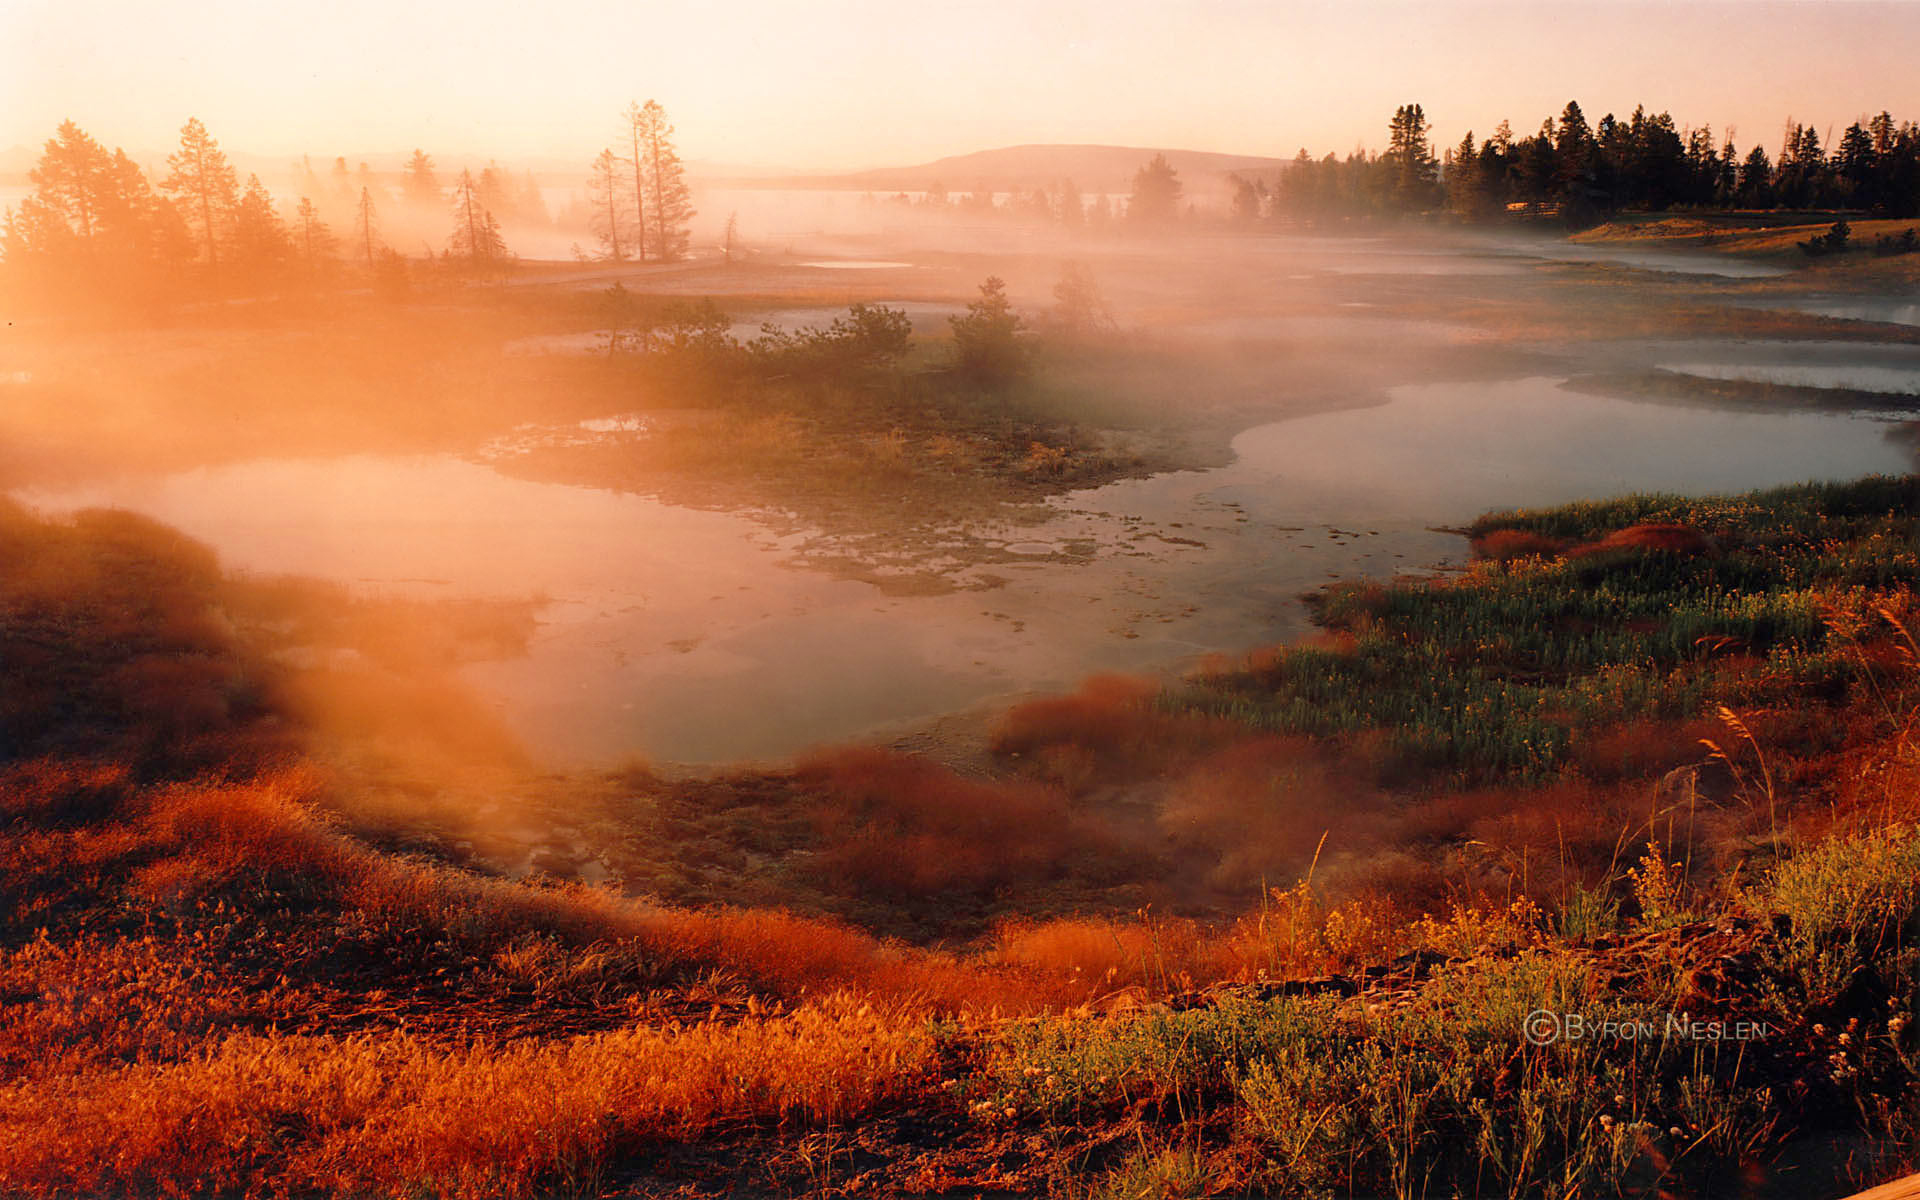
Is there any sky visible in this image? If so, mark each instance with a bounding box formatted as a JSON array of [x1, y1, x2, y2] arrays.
[[6, 0, 1920, 172]]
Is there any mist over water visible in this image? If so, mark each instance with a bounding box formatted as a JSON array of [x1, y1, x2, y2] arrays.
[[20, 354, 1911, 763], [9, 150, 1920, 764]]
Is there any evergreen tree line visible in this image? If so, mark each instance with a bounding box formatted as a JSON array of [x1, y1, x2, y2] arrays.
[[874, 180, 1123, 229], [1263, 101, 1920, 224], [825, 155, 1185, 231], [3, 105, 697, 310]]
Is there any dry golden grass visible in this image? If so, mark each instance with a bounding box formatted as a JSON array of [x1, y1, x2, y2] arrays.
[[1574, 213, 1920, 258], [0, 998, 933, 1199], [0, 759, 1052, 1196], [6, 483, 1920, 1196]]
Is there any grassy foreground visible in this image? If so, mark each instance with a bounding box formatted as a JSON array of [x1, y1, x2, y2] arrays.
[[1, 479, 1918, 1197]]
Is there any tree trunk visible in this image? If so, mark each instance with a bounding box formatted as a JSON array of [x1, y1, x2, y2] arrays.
[[197, 144, 217, 269], [650, 134, 668, 258], [629, 123, 647, 263]]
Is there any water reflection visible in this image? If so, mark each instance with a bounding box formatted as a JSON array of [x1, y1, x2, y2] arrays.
[[15, 380, 1910, 764]]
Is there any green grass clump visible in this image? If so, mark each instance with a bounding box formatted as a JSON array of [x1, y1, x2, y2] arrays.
[[1760, 823, 1920, 1003], [1170, 476, 1918, 781], [977, 956, 1782, 1198]]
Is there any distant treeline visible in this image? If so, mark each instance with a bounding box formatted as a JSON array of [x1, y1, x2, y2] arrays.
[[846, 103, 1920, 231], [1, 105, 696, 313], [2, 118, 530, 308], [1250, 101, 1920, 225]]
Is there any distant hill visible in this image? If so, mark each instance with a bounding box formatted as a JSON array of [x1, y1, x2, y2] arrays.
[[731, 144, 1291, 195]]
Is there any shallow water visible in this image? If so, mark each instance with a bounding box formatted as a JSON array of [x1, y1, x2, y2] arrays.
[[1318, 254, 1525, 277], [1497, 239, 1790, 279], [502, 301, 964, 358], [19, 377, 1909, 765], [1752, 296, 1920, 327], [1175, 314, 1479, 345], [731, 301, 963, 337], [1658, 361, 1920, 396], [1224, 379, 1913, 514]]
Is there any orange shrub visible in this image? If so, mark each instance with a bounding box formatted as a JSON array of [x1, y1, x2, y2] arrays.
[[990, 674, 1233, 784], [994, 914, 1235, 996], [991, 674, 1160, 758], [1469, 529, 1563, 562], [1573, 715, 1725, 781], [795, 747, 1081, 898], [1566, 522, 1716, 558], [1160, 737, 1383, 890]]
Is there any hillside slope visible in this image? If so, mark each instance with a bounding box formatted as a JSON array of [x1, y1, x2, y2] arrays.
[[736, 142, 1292, 194]]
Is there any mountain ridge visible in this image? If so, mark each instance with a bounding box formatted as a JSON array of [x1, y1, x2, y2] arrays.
[[722, 142, 1292, 193]]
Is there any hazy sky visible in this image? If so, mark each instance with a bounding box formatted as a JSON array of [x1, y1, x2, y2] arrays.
[[6, 0, 1920, 171]]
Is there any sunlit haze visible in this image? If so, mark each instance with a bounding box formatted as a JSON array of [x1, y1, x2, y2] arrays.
[[8, 0, 1920, 1191], [7, 0, 1920, 170]]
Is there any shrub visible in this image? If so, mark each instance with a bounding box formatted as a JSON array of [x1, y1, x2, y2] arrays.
[[1762, 823, 1920, 1001], [992, 674, 1205, 772], [1798, 220, 1852, 257], [795, 747, 1081, 899], [1471, 528, 1563, 562], [948, 276, 1028, 387], [1564, 522, 1715, 559]]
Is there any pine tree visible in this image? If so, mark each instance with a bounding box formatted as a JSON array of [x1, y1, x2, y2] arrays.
[[29, 121, 116, 248], [353, 186, 381, 269], [403, 149, 440, 210], [632, 100, 694, 261], [949, 275, 1027, 385], [103, 149, 176, 265], [1383, 104, 1440, 211], [1, 197, 79, 279], [1058, 178, 1083, 229], [478, 163, 507, 218], [1554, 100, 1596, 198], [162, 117, 240, 268], [517, 171, 548, 225], [1836, 122, 1878, 208], [447, 169, 508, 267], [621, 102, 650, 262], [1229, 174, 1264, 223], [294, 196, 338, 268], [587, 148, 630, 262], [1446, 131, 1486, 220], [1716, 136, 1741, 205], [229, 174, 293, 278], [1739, 145, 1775, 208], [1127, 153, 1183, 226], [13, 127, 176, 284], [1049, 261, 1113, 335]]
